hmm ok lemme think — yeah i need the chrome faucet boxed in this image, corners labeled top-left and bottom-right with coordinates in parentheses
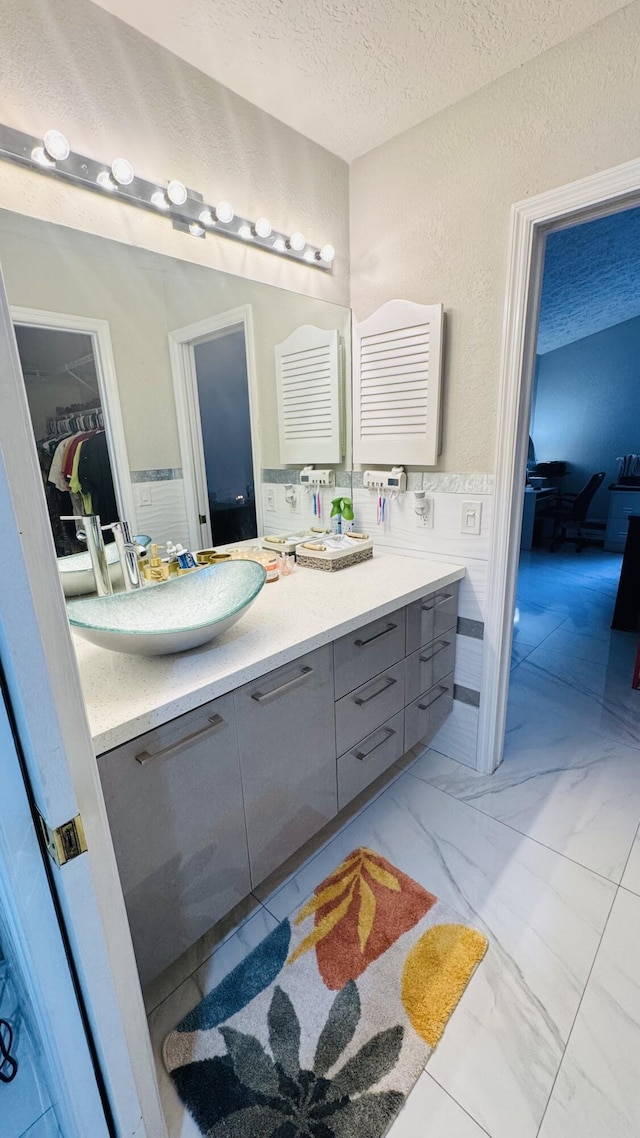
top-left (61, 514), bottom-right (113, 597)
top-left (103, 520), bottom-right (143, 591)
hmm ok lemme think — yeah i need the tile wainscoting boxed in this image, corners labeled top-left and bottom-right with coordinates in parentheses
top-left (131, 472), bottom-right (190, 549)
top-left (261, 471), bottom-right (494, 769)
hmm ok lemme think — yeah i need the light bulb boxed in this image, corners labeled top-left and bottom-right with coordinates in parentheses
top-left (288, 231), bottom-right (306, 252)
top-left (215, 201), bottom-right (234, 224)
top-left (31, 146), bottom-right (54, 168)
top-left (199, 209), bottom-right (214, 226)
top-left (189, 223), bottom-right (205, 237)
top-left (43, 129), bottom-right (70, 161)
top-left (319, 244), bottom-right (336, 263)
top-left (304, 249), bottom-right (315, 262)
top-left (167, 179), bottom-right (188, 206)
top-left (254, 217), bottom-right (272, 238)
top-left (97, 171), bottom-right (116, 191)
top-left (273, 237), bottom-right (286, 253)
top-left (111, 157), bottom-right (134, 186)
top-left (151, 190), bottom-right (169, 210)
top-left (238, 224), bottom-right (252, 240)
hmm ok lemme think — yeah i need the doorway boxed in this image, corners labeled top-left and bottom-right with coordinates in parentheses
top-left (169, 306), bottom-right (262, 551)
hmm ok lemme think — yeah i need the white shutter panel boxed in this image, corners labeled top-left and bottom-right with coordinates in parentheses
top-left (275, 325), bottom-right (342, 464)
top-left (353, 300), bottom-right (444, 466)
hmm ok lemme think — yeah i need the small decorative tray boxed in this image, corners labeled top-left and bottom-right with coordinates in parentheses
top-left (295, 534), bottom-right (373, 572)
top-left (262, 529), bottom-right (329, 554)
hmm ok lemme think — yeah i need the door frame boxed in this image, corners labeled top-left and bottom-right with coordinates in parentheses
top-left (0, 270), bottom-right (166, 1136)
top-left (478, 156), bottom-right (640, 774)
top-left (168, 304), bottom-right (262, 550)
top-left (11, 305), bottom-right (137, 531)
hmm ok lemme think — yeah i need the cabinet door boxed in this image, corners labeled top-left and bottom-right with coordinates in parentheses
top-left (406, 583), bottom-right (458, 654)
top-left (337, 711), bottom-right (405, 810)
top-left (404, 673), bottom-right (454, 751)
top-left (405, 634), bottom-right (456, 704)
top-left (235, 645), bottom-right (337, 887)
top-left (334, 608), bottom-right (406, 698)
top-left (335, 659), bottom-right (405, 755)
top-left (97, 693), bottom-right (250, 986)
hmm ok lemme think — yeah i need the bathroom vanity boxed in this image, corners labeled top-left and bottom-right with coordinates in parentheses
top-left (74, 553), bottom-right (463, 985)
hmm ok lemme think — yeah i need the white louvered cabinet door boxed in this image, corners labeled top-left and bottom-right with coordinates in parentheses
top-left (275, 325), bottom-right (343, 464)
top-left (353, 300), bottom-right (444, 466)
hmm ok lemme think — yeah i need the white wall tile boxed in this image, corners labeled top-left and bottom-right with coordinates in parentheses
top-left (351, 488), bottom-right (493, 561)
top-left (430, 700), bottom-right (479, 767)
top-left (133, 479), bottom-right (189, 548)
top-left (454, 635), bottom-right (484, 691)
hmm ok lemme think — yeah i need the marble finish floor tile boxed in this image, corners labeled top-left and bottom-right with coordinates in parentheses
top-left (506, 651), bottom-right (640, 754)
top-left (538, 888), bottom-right (640, 1138)
top-left (409, 733), bottom-right (640, 882)
top-left (621, 828), bottom-right (640, 896)
top-left (263, 772), bottom-right (615, 1138)
top-left (148, 906), bottom-right (279, 1138)
top-left (511, 641), bottom-right (535, 669)
top-left (388, 1072), bottom-right (490, 1136)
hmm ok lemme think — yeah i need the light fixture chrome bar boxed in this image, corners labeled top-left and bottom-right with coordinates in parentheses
top-left (0, 124), bottom-right (335, 270)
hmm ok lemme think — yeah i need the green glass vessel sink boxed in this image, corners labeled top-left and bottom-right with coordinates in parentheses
top-left (58, 535), bottom-right (152, 596)
top-left (67, 559), bottom-right (266, 655)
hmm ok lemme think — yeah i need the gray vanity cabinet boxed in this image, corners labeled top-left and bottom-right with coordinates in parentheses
top-left (97, 693), bottom-right (250, 985)
top-left (234, 644), bottom-right (337, 887)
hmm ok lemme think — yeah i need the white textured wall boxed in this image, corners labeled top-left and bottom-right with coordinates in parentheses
top-left (0, 0), bottom-right (348, 306)
top-left (533, 316), bottom-right (640, 518)
top-left (350, 1), bottom-right (640, 473)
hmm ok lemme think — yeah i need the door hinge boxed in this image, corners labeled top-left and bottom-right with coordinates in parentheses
top-left (38, 812), bottom-right (87, 867)
top-left (199, 514), bottom-right (207, 525)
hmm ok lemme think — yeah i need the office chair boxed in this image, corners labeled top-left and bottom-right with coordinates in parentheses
top-left (537, 471), bottom-right (606, 552)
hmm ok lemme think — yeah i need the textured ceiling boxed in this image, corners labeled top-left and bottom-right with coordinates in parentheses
top-left (89, 0), bottom-right (628, 160)
top-left (537, 206), bottom-right (640, 355)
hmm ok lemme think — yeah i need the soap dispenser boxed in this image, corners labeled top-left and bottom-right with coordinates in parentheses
top-left (143, 543), bottom-right (169, 583)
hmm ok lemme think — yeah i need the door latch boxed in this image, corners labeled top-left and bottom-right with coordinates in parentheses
top-left (37, 812), bottom-right (87, 867)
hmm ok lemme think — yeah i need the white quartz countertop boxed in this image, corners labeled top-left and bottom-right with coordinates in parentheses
top-left (73, 552), bottom-right (464, 755)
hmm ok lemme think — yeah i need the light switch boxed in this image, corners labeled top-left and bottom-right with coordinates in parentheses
top-left (266, 489), bottom-right (275, 512)
top-left (461, 500), bottom-right (482, 535)
top-left (138, 487), bottom-right (152, 507)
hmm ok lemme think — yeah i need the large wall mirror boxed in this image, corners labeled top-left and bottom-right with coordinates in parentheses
top-left (0, 209), bottom-right (351, 565)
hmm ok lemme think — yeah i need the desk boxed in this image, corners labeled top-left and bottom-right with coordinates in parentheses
top-left (521, 486), bottom-right (557, 551)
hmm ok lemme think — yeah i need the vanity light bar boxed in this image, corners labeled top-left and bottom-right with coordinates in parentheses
top-left (0, 125), bottom-right (336, 270)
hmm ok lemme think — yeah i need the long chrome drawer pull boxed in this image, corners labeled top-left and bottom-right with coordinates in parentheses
top-left (418, 686), bottom-right (449, 712)
top-left (419, 640), bottom-right (450, 663)
top-left (354, 676), bottom-right (397, 705)
top-left (251, 666), bottom-right (313, 703)
top-left (135, 714), bottom-right (224, 765)
top-left (354, 726), bottom-right (395, 761)
top-left (421, 591), bottom-right (453, 612)
top-left (354, 622), bottom-right (397, 647)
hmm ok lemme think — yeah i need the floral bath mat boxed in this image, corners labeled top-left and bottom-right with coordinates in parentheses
top-left (164, 848), bottom-right (487, 1137)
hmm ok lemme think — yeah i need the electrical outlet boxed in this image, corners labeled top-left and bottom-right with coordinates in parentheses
top-left (420, 496), bottom-right (434, 528)
top-left (288, 491), bottom-right (300, 514)
top-left (461, 500), bottom-right (482, 535)
top-left (266, 489), bottom-right (275, 512)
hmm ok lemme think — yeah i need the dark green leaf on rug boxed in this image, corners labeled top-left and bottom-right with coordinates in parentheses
top-left (268, 986), bottom-right (301, 1079)
top-left (177, 921), bottom-right (291, 1033)
top-left (220, 1025), bottom-right (281, 1096)
top-left (314, 981), bottom-right (361, 1077)
top-left (328, 1090), bottom-right (405, 1136)
top-left (326, 1026), bottom-right (404, 1100)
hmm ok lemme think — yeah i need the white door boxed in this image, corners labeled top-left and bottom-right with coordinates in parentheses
top-left (0, 681), bottom-right (109, 1138)
top-left (0, 264), bottom-right (166, 1136)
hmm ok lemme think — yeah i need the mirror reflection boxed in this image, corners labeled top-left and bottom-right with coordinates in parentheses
top-left (0, 208), bottom-right (351, 587)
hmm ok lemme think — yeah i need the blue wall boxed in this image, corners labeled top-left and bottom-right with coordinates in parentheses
top-left (532, 315), bottom-right (640, 519)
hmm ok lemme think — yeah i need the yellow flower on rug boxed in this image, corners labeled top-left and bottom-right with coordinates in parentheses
top-left (401, 924), bottom-right (488, 1047)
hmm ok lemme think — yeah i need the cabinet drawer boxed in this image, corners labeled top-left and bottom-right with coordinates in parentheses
top-left (406, 583), bottom-right (458, 654)
top-left (609, 492), bottom-right (640, 520)
top-left (405, 634), bottom-right (456, 705)
top-left (97, 693), bottom-right (250, 985)
top-left (335, 659), bottom-right (405, 755)
top-left (404, 672), bottom-right (454, 751)
top-left (234, 645), bottom-right (337, 887)
top-left (334, 608), bottom-right (406, 699)
top-left (337, 711), bottom-right (405, 810)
